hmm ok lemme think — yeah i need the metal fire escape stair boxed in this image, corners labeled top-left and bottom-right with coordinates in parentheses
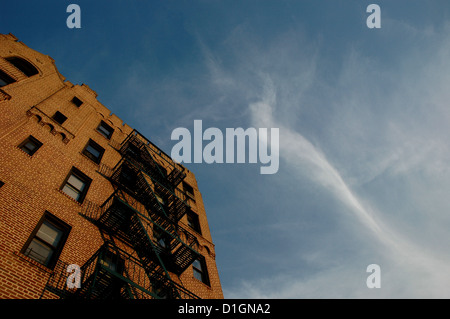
top-left (82, 190), bottom-right (200, 275)
top-left (108, 158), bottom-right (190, 222)
top-left (40, 130), bottom-right (200, 300)
top-left (119, 130), bottom-right (186, 190)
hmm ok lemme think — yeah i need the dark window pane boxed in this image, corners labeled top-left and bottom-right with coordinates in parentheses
top-left (97, 121), bottom-right (114, 139)
top-left (193, 259), bottom-right (202, 270)
top-left (37, 221), bottom-right (63, 246)
top-left (23, 213), bottom-right (71, 269)
top-left (19, 136), bottom-right (43, 156)
top-left (71, 96), bottom-right (83, 107)
top-left (187, 211), bottom-right (201, 234)
top-left (86, 145), bottom-right (100, 158)
top-left (26, 239), bottom-right (53, 265)
top-left (99, 252), bottom-right (124, 273)
top-left (52, 111), bottom-right (67, 125)
top-left (193, 268), bottom-right (203, 281)
top-left (67, 174), bottom-right (86, 192)
top-left (82, 140), bottom-right (105, 164)
top-left (61, 168), bottom-right (91, 203)
top-left (62, 184), bottom-right (81, 201)
top-left (192, 258), bottom-right (209, 285)
top-left (0, 69), bottom-right (15, 87)
top-left (24, 141), bottom-right (37, 152)
top-left (183, 182), bottom-right (195, 199)
top-left (6, 57), bottom-right (39, 77)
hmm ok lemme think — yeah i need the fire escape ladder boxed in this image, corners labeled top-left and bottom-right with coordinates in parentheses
top-left (97, 235), bottom-right (141, 299)
top-left (79, 191), bottom-right (199, 293)
top-left (108, 158), bottom-right (190, 222)
top-left (119, 132), bottom-right (169, 188)
top-left (119, 130), bottom-right (187, 189)
top-left (40, 130), bottom-right (201, 300)
top-left (72, 241), bottom-right (165, 299)
top-left (40, 239), bottom-right (198, 299)
top-left (76, 248), bottom-right (124, 299)
top-left (81, 191), bottom-right (171, 277)
top-left (130, 214), bottom-right (182, 299)
top-left (143, 171), bottom-right (190, 223)
top-left (108, 158), bottom-right (169, 219)
top-left (118, 191), bottom-right (201, 276)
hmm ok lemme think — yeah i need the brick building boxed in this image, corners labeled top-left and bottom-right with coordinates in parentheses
top-left (0, 33), bottom-right (223, 299)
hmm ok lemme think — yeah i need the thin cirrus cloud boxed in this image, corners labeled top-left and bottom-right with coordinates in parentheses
top-left (89, 8), bottom-right (450, 298)
top-left (246, 83), bottom-right (450, 298)
top-left (214, 20), bottom-right (450, 298)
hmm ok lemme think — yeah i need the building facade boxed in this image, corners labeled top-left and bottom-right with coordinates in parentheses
top-left (0, 33), bottom-right (223, 299)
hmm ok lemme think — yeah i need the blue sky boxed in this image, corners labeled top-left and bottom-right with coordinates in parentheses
top-left (3, 0), bottom-right (450, 298)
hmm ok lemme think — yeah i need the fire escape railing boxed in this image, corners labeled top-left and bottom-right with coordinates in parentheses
top-left (40, 241), bottom-right (200, 300)
top-left (101, 157), bottom-right (191, 222)
top-left (80, 190), bottom-right (200, 276)
top-left (40, 130), bottom-right (200, 300)
top-left (118, 130), bottom-right (186, 189)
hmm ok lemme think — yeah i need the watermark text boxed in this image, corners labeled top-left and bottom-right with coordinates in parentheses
top-left (171, 120), bottom-right (279, 174)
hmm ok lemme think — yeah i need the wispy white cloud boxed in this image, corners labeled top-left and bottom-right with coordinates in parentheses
top-left (246, 83), bottom-right (450, 297)
top-left (109, 8), bottom-right (450, 298)
top-left (219, 20), bottom-right (450, 298)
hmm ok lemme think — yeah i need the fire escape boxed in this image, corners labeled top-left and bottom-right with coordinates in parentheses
top-left (41, 130), bottom-right (201, 299)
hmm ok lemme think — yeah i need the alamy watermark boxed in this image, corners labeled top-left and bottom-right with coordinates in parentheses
top-left (66, 4), bottom-right (81, 29)
top-left (171, 120), bottom-right (279, 175)
top-left (366, 4), bottom-right (381, 29)
top-left (66, 264), bottom-right (81, 289)
top-left (366, 264), bottom-right (381, 289)
top-left (65, 4), bottom-right (381, 30)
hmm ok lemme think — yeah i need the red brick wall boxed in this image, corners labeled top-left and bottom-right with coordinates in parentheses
top-left (0, 33), bottom-right (223, 299)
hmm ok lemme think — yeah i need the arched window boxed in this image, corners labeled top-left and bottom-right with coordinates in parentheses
top-left (192, 257), bottom-right (210, 286)
top-left (6, 56), bottom-right (39, 77)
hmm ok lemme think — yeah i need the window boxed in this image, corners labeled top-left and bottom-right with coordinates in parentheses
top-left (153, 228), bottom-right (169, 249)
top-left (52, 111), bottom-right (67, 125)
top-left (97, 121), bottom-right (114, 140)
top-left (183, 182), bottom-right (195, 201)
top-left (82, 139), bottom-right (105, 164)
top-left (19, 135), bottom-right (43, 156)
top-left (118, 164), bottom-right (138, 187)
top-left (187, 210), bottom-right (201, 234)
top-left (71, 96), bottom-right (83, 107)
top-left (99, 251), bottom-right (124, 273)
top-left (61, 168), bottom-right (92, 203)
top-left (192, 258), bottom-right (209, 285)
top-left (0, 69), bottom-right (16, 87)
top-left (6, 57), bottom-right (39, 77)
top-left (22, 212), bottom-right (71, 269)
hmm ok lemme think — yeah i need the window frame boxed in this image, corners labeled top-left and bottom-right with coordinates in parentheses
top-left (99, 250), bottom-right (125, 274)
top-left (96, 121), bottom-right (114, 140)
top-left (18, 135), bottom-right (43, 156)
top-left (153, 227), bottom-right (170, 250)
top-left (82, 139), bottom-right (105, 164)
top-left (71, 96), bottom-right (83, 107)
top-left (0, 69), bottom-right (16, 87)
top-left (5, 56), bottom-right (39, 77)
top-left (192, 257), bottom-right (210, 286)
top-left (21, 212), bottom-right (71, 270)
top-left (183, 182), bottom-right (195, 201)
top-left (61, 167), bottom-right (92, 203)
top-left (187, 210), bottom-right (202, 234)
top-left (52, 111), bottom-right (68, 125)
